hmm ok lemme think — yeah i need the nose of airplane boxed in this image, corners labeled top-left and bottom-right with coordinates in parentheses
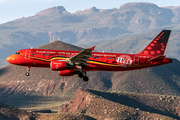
top-left (6, 55), bottom-right (14, 64)
top-left (6, 55), bottom-right (18, 64)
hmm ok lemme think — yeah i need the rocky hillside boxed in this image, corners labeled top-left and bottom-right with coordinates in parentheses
top-left (37, 112), bottom-right (95, 120)
top-left (0, 103), bottom-right (36, 120)
top-left (0, 102), bottom-right (95, 120)
top-left (59, 88), bottom-right (179, 120)
top-left (2, 87), bottom-right (179, 120)
top-left (1, 2), bottom-right (180, 63)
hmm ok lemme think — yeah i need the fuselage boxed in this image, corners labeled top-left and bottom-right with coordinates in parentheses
top-left (6, 48), bottom-right (172, 71)
top-left (5, 30), bottom-right (173, 81)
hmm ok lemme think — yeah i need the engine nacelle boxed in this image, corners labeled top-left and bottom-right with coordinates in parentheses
top-left (59, 70), bottom-right (74, 76)
top-left (50, 61), bottom-right (73, 71)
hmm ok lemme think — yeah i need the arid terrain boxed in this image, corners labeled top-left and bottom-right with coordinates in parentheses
top-left (1, 87), bottom-right (180, 120)
top-left (59, 87), bottom-right (180, 120)
top-left (1, 2), bottom-right (180, 118)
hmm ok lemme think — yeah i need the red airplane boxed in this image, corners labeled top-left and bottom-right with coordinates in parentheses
top-left (6, 30), bottom-right (172, 81)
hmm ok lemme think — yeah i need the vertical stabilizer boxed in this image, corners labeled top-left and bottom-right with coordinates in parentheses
top-left (138, 30), bottom-right (171, 56)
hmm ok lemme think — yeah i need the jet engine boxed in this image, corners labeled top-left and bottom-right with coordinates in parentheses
top-left (50, 61), bottom-right (73, 71)
top-left (59, 70), bottom-right (74, 76)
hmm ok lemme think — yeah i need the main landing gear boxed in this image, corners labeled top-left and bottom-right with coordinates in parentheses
top-left (26, 66), bottom-right (30, 76)
top-left (25, 66), bottom-right (89, 81)
top-left (78, 71), bottom-right (89, 82)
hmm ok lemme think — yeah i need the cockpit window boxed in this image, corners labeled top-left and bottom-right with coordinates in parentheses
top-left (15, 52), bottom-right (20, 55)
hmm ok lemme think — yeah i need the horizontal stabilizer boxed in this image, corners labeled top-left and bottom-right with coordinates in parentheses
top-left (148, 55), bottom-right (165, 62)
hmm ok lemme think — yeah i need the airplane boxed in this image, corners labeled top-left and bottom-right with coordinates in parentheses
top-left (6, 30), bottom-right (172, 81)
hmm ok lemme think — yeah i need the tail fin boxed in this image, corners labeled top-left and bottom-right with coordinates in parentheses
top-left (138, 30), bottom-right (171, 56)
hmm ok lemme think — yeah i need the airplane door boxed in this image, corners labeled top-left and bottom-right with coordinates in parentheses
top-left (25, 50), bottom-right (31, 59)
top-left (134, 56), bottom-right (139, 65)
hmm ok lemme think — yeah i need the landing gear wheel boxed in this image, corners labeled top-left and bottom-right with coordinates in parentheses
top-left (78, 72), bottom-right (84, 78)
top-left (83, 76), bottom-right (89, 82)
top-left (26, 72), bottom-right (30, 76)
top-left (26, 66), bottom-right (30, 76)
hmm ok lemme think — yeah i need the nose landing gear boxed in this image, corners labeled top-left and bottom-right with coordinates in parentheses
top-left (26, 66), bottom-right (30, 76)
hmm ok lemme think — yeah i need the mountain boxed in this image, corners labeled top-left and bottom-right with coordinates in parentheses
top-left (1, 41), bottom-right (180, 111)
top-left (59, 88), bottom-right (180, 119)
top-left (35, 6), bottom-right (69, 16)
top-left (163, 6), bottom-right (180, 24)
top-left (1, 2), bottom-right (180, 66)
top-left (0, 60), bottom-right (7, 68)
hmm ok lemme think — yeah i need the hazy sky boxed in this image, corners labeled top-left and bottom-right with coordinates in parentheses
top-left (0, 0), bottom-right (180, 24)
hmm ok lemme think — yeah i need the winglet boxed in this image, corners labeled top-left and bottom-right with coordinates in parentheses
top-left (91, 46), bottom-right (96, 51)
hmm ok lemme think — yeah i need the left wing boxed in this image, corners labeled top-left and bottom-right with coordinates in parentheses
top-left (66, 46), bottom-right (95, 66)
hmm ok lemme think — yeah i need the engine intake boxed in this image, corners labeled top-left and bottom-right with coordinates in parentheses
top-left (50, 61), bottom-right (73, 71)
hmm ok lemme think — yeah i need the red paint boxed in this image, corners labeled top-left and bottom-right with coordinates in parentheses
top-left (151, 43), bottom-right (155, 46)
top-left (147, 47), bottom-right (152, 50)
top-left (150, 51), bottom-right (155, 55)
top-left (144, 50), bottom-right (149, 54)
top-left (6, 30), bottom-right (172, 80)
top-left (156, 50), bottom-right (161, 54)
